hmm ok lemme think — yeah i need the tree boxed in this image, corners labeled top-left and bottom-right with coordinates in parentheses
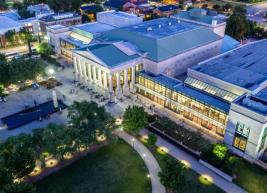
top-left (37, 42), bottom-right (53, 58)
top-left (82, 14), bottom-right (90, 23)
top-left (0, 53), bottom-right (6, 62)
top-left (1, 134), bottom-right (35, 178)
top-left (222, 3), bottom-right (232, 12)
top-left (3, 183), bottom-right (36, 193)
top-left (3, 145), bottom-right (35, 179)
top-left (68, 101), bottom-right (114, 148)
top-left (5, 30), bottom-right (16, 45)
top-left (19, 27), bottom-right (34, 54)
top-left (122, 106), bottom-right (148, 133)
top-left (0, 84), bottom-right (4, 96)
top-left (147, 133), bottom-right (157, 148)
top-left (0, 169), bottom-right (12, 187)
top-left (0, 61), bottom-right (10, 86)
top-left (201, 4), bottom-right (208, 8)
top-left (212, 4), bottom-right (220, 10)
top-left (0, 0), bottom-right (7, 11)
top-left (226, 6), bottom-right (249, 40)
top-left (158, 157), bottom-right (186, 193)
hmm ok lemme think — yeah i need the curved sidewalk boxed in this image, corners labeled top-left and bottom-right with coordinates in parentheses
top-left (140, 129), bottom-right (247, 193)
top-left (114, 130), bottom-right (166, 193)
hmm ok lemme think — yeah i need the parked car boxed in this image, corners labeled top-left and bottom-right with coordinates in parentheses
top-left (0, 96), bottom-right (7, 102)
top-left (32, 83), bottom-right (40, 89)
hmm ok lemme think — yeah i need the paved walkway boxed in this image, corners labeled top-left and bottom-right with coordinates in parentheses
top-left (140, 130), bottom-right (247, 193)
top-left (114, 130), bottom-right (166, 193)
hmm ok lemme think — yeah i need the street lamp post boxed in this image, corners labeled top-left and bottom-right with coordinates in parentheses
top-left (132, 138), bottom-right (135, 148)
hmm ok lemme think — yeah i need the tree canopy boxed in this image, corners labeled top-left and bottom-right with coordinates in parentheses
top-left (226, 6), bottom-right (267, 39)
top-left (0, 101), bottom-right (114, 193)
top-left (0, 58), bottom-right (45, 87)
top-left (158, 157), bottom-right (186, 192)
top-left (37, 42), bottom-right (53, 58)
top-left (147, 133), bottom-right (157, 148)
top-left (122, 106), bottom-right (148, 133)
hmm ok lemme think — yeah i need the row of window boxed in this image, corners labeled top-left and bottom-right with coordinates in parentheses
top-left (137, 74), bottom-right (228, 125)
top-left (137, 88), bottom-right (225, 136)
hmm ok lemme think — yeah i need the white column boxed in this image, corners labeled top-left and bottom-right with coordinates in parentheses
top-left (82, 61), bottom-right (88, 84)
top-left (78, 59), bottom-right (83, 82)
top-left (130, 66), bottom-right (136, 92)
top-left (109, 73), bottom-right (114, 102)
top-left (73, 56), bottom-right (79, 81)
top-left (98, 68), bottom-right (102, 87)
top-left (86, 63), bottom-right (92, 83)
top-left (92, 65), bottom-right (97, 84)
top-left (123, 68), bottom-right (130, 96)
top-left (103, 71), bottom-right (108, 90)
top-left (116, 71), bottom-right (123, 99)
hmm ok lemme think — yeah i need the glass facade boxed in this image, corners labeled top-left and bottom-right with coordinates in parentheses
top-left (60, 39), bottom-right (76, 59)
top-left (136, 73), bottom-right (228, 137)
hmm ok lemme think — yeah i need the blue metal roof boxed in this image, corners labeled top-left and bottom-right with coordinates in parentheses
top-left (101, 18), bottom-right (222, 62)
top-left (192, 40), bottom-right (267, 91)
top-left (139, 71), bottom-right (230, 113)
top-left (174, 8), bottom-right (224, 25)
top-left (221, 35), bottom-right (240, 53)
top-left (84, 44), bottom-right (140, 67)
top-left (157, 5), bottom-right (179, 12)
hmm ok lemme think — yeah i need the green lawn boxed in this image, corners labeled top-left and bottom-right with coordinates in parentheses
top-left (35, 140), bottom-right (151, 193)
top-left (234, 160), bottom-right (267, 193)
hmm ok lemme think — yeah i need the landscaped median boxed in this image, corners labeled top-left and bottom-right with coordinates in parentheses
top-left (148, 116), bottom-right (267, 193)
top-left (138, 132), bottom-right (225, 193)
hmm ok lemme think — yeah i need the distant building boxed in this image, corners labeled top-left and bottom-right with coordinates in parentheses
top-left (104, 0), bottom-right (148, 10)
top-left (172, 8), bottom-right (226, 37)
top-left (27, 3), bottom-right (54, 19)
top-left (97, 11), bottom-right (143, 27)
top-left (0, 9), bottom-right (21, 20)
top-left (153, 5), bottom-right (180, 17)
top-left (0, 16), bottom-right (22, 47)
top-left (39, 12), bottom-right (81, 34)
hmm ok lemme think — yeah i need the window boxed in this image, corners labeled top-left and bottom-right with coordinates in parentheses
top-left (236, 122), bottom-right (250, 138)
top-left (259, 128), bottom-right (267, 151)
top-left (233, 135), bottom-right (247, 151)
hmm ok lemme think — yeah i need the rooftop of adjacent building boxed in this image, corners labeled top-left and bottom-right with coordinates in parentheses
top-left (234, 87), bottom-right (267, 116)
top-left (47, 24), bottom-right (69, 30)
top-left (39, 12), bottom-right (80, 22)
top-left (27, 3), bottom-right (53, 14)
top-left (60, 22), bottom-right (116, 48)
top-left (104, 0), bottom-right (148, 8)
top-left (0, 16), bottom-right (22, 34)
top-left (191, 39), bottom-right (267, 92)
top-left (0, 9), bottom-right (21, 21)
top-left (97, 10), bottom-right (140, 19)
top-left (173, 8), bottom-right (225, 25)
top-left (155, 4), bottom-right (180, 12)
top-left (100, 17), bottom-right (222, 61)
top-left (73, 22), bottom-right (115, 34)
top-left (139, 71), bottom-right (230, 113)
